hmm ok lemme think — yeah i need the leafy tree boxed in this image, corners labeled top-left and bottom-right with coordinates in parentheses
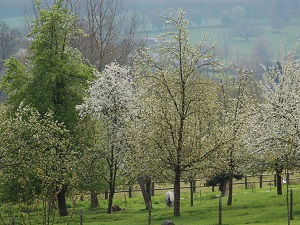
top-left (132, 9), bottom-right (221, 216)
top-left (271, 16), bottom-right (288, 33)
top-left (231, 6), bottom-right (247, 22)
top-left (77, 62), bottom-right (135, 214)
top-left (75, 118), bottom-right (108, 209)
top-left (220, 10), bottom-right (232, 27)
top-left (0, 104), bottom-right (73, 224)
top-left (0, 0), bottom-right (93, 216)
top-left (230, 21), bottom-right (263, 41)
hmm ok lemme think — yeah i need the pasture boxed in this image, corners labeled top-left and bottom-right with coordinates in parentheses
top-left (146, 17), bottom-right (300, 61)
top-left (1, 179), bottom-right (300, 225)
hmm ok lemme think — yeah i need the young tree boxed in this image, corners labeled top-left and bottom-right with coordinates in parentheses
top-left (215, 67), bottom-right (258, 205)
top-left (75, 118), bottom-right (108, 209)
top-left (0, 104), bottom-right (73, 224)
top-left (0, 0), bottom-right (93, 216)
top-left (77, 62), bottom-right (135, 214)
top-left (133, 9), bottom-right (221, 216)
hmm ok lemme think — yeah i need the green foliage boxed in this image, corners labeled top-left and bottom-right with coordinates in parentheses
top-left (0, 171), bottom-right (41, 204)
top-left (1, 0), bottom-right (94, 130)
top-left (0, 57), bottom-right (29, 106)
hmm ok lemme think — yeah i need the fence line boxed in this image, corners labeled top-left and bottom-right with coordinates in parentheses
top-left (111, 173), bottom-right (300, 198)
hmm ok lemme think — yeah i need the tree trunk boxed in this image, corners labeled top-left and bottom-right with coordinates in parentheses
top-left (219, 178), bottom-right (229, 197)
top-left (190, 179), bottom-right (194, 206)
top-left (174, 168), bottom-right (181, 217)
top-left (90, 191), bottom-right (99, 208)
top-left (277, 173), bottom-right (283, 195)
top-left (107, 183), bottom-right (115, 214)
top-left (57, 185), bottom-right (68, 217)
top-left (227, 175), bottom-right (233, 205)
top-left (138, 177), bottom-right (151, 209)
top-left (146, 178), bottom-right (152, 202)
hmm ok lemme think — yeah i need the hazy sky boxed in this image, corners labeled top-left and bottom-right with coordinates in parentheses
top-left (0, 0), bottom-right (30, 18)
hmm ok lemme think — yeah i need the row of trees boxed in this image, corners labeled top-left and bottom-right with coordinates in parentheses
top-left (0, 0), bottom-right (299, 222)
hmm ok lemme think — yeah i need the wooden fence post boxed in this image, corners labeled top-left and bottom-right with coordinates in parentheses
top-left (129, 186), bottom-right (132, 198)
top-left (245, 176), bottom-right (248, 189)
top-left (148, 201), bottom-right (152, 225)
top-left (151, 183), bottom-right (155, 196)
top-left (199, 190), bottom-right (202, 202)
top-left (80, 209), bottom-right (83, 225)
top-left (290, 189), bottom-right (293, 220)
top-left (259, 175), bottom-right (263, 188)
top-left (219, 196), bottom-right (222, 225)
top-left (124, 193), bottom-right (127, 205)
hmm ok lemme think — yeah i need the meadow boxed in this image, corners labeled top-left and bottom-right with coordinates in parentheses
top-left (1, 180), bottom-right (300, 225)
top-left (147, 17), bottom-right (300, 61)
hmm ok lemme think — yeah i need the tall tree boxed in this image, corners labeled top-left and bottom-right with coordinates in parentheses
top-left (72, 0), bottom-right (144, 71)
top-left (246, 43), bottom-right (300, 197)
top-left (0, 0), bottom-right (93, 216)
top-left (133, 9), bottom-right (221, 216)
top-left (77, 62), bottom-right (135, 214)
top-left (215, 67), bottom-right (258, 205)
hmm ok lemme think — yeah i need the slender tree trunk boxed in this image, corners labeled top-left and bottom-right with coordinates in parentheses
top-left (190, 179), bottom-right (194, 206)
top-left (227, 175), bottom-right (233, 205)
top-left (57, 185), bottom-right (68, 217)
top-left (107, 182), bottom-right (115, 214)
top-left (174, 167), bottom-right (181, 217)
top-left (90, 191), bottom-right (99, 208)
top-left (219, 178), bottom-right (229, 197)
top-left (138, 177), bottom-right (151, 209)
top-left (146, 178), bottom-right (152, 204)
top-left (276, 172), bottom-right (283, 195)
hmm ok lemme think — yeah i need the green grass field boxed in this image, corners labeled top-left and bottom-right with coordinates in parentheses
top-left (147, 17), bottom-right (300, 61)
top-left (1, 183), bottom-right (300, 225)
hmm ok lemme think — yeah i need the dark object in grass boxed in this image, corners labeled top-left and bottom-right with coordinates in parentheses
top-left (162, 220), bottom-right (175, 225)
top-left (111, 205), bottom-right (121, 212)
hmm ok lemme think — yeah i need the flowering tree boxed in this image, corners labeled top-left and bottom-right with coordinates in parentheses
top-left (0, 103), bottom-right (73, 224)
top-left (246, 43), bottom-right (300, 224)
top-left (77, 62), bottom-right (134, 213)
top-left (214, 67), bottom-right (258, 205)
top-left (132, 9), bottom-right (221, 216)
top-left (246, 43), bottom-right (300, 196)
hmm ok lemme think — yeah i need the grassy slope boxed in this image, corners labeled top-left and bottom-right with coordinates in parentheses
top-left (2, 184), bottom-right (299, 225)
